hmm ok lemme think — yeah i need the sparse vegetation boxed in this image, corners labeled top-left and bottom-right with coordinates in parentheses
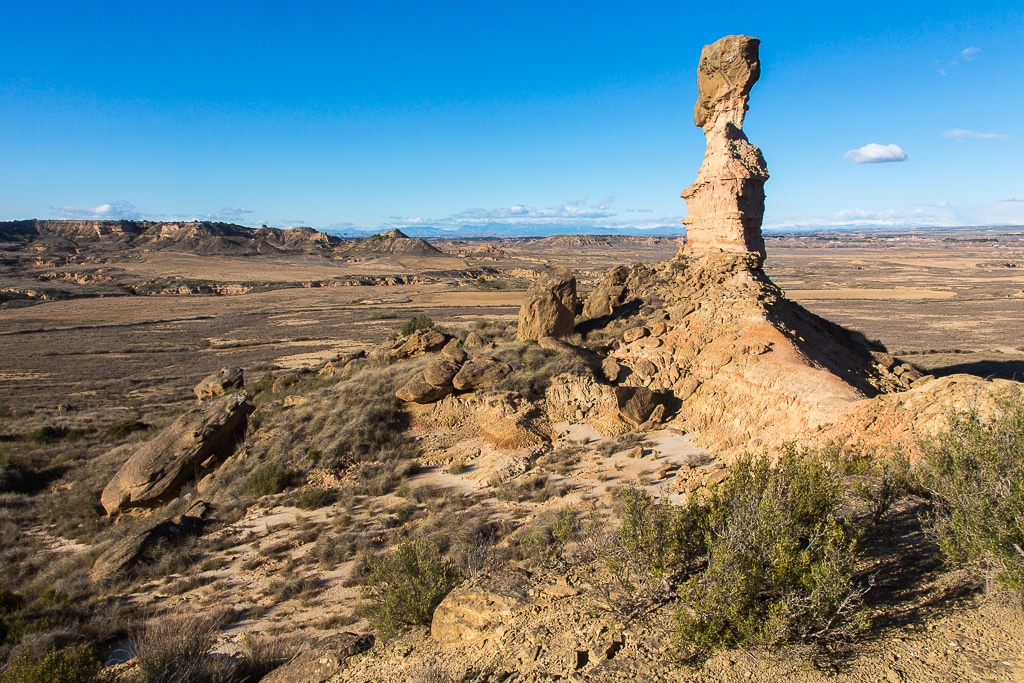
top-left (922, 391), bottom-right (1024, 597)
top-left (245, 462), bottom-right (293, 498)
top-left (400, 314), bottom-right (434, 337)
top-left (0, 644), bottom-right (100, 683)
top-left (357, 538), bottom-right (460, 638)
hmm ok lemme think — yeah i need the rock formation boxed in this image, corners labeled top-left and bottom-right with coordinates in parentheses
top-left (681, 35), bottom-right (769, 260)
top-left (100, 393), bottom-right (252, 515)
top-left (516, 268), bottom-right (582, 341)
top-left (194, 367), bottom-right (244, 401)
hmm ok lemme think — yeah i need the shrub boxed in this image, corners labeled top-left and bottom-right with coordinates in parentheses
top-left (518, 507), bottom-right (576, 567)
top-left (922, 391), bottom-right (1024, 596)
top-left (400, 314), bottom-right (434, 337)
top-left (246, 463), bottom-right (293, 498)
top-left (674, 449), bottom-right (864, 656)
top-left (293, 486), bottom-right (334, 510)
top-left (357, 539), bottom-right (460, 638)
top-left (0, 644), bottom-right (100, 683)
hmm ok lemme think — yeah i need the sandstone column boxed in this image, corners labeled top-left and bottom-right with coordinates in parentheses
top-left (681, 35), bottom-right (769, 261)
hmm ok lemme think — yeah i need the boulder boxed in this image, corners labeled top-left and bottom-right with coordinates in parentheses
top-left (193, 367), bottom-right (243, 401)
top-left (441, 338), bottom-right (467, 362)
top-left (452, 357), bottom-right (513, 391)
top-left (272, 372), bottom-right (301, 394)
top-left (395, 329), bottom-right (448, 358)
top-left (464, 331), bottom-right (485, 349)
top-left (423, 359), bottom-right (461, 387)
top-left (100, 394), bottom-right (253, 515)
top-left (623, 326), bottom-right (649, 343)
top-left (614, 386), bottom-right (666, 427)
top-left (90, 499), bottom-right (208, 580)
top-left (583, 265), bottom-right (628, 319)
top-left (260, 633), bottom-right (375, 683)
top-left (601, 357), bottom-right (622, 383)
top-left (516, 268), bottom-right (582, 341)
top-left (432, 570), bottom-right (532, 645)
top-left (395, 375), bottom-right (453, 404)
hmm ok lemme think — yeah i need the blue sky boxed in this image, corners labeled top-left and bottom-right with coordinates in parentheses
top-left (2, 1), bottom-right (1022, 235)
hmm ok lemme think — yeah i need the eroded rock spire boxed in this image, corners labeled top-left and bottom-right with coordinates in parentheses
top-left (681, 35), bottom-right (769, 260)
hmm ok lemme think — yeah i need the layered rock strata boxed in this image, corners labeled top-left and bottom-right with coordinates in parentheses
top-left (681, 35), bottom-right (769, 260)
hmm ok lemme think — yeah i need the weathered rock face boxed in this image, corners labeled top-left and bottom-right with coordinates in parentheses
top-left (614, 385), bottom-right (666, 427)
top-left (395, 329), bottom-right (449, 358)
top-left (453, 357), bottom-right (512, 391)
top-left (431, 570), bottom-right (533, 645)
top-left (194, 367), bottom-right (244, 401)
top-left (89, 500), bottom-right (208, 580)
top-left (260, 632), bottom-right (375, 683)
top-left (681, 35), bottom-right (769, 260)
top-left (516, 268), bottom-right (582, 341)
top-left (100, 394), bottom-right (252, 515)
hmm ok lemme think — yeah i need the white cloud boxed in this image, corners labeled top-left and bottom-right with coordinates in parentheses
top-left (51, 201), bottom-right (139, 220)
top-left (961, 47), bottom-right (981, 61)
top-left (943, 128), bottom-right (1011, 141)
top-left (1000, 196), bottom-right (1024, 203)
top-left (843, 143), bottom-right (908, 164)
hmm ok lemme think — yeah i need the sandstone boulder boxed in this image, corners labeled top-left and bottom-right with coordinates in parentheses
top-left (89, 499), bottom-right (208, 580)
top-left (453, 357), bottom-right (512, 391)
top-left (614, 385), bottom-right (666, 427)
top-left (516, 268), bottom-right (582, 341)
top-left (193, 367), bottom-right (243, 401)
top-left (583, 265), bottom-right (629, 319)
top-left (396, 375), bottom-right (453, 404)
top-left (423, 358), bottom-right (461, 387)
top-left (100, 394), bottom-right (253, 515)
top-left (260, 633), bottom-right (375, 683)
top-left (601, 357), bottom-right (622, 383)
top-left (272, 372), bottom-right (301, 394)
top-left (464, 331), bottom-right (485, 349)
top-left (432, 570), bottom-right (532, 645)
top-left (441, 338), bottom-right (467, 362)
top-left (623, 326), bottom-right (649, 343)
top-left (395, 329), bottom-right (448, 358)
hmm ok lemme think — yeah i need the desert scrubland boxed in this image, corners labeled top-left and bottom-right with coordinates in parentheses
top-left (1, 34), bottom-right (1023, 683)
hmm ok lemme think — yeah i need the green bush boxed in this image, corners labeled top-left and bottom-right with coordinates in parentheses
top-left (357, 539), bottom-right (460, 638)
top-left (245, 463), bottom-right (293, 498)
top-left (922, 391), bottom-right (1024, 596)
top-left (0, 644), bottom-right (100, 683)
top-left (518, 507), bottom-right (576, 567)
top-left (400, 314), bottom-right (434, 337)
top-left (674, 449), bottom-right (864, 656)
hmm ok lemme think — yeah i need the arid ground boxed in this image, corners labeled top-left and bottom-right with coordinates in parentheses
top-left (1, 227), bottom-right (1022, 682)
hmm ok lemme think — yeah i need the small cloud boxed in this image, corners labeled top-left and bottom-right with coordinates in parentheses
top-left (961, 47), bottom-right (981, 61)
top-left (933, 200), bottom-right (949, 208)
top-left (626, 208), bottom-right (655, 214)
top-left (51, 201), bottom-right (139, 220)
top-left (943, 128), bottom-right (1011, 141)
top-left (1000, 196), bottom-right (1024, 203)
top-left (843, 143), bottom-right (908, 164)
top-left (205, 207), bottom-right (253, 222)
top-left (938, 67), bottom-right (947, 77)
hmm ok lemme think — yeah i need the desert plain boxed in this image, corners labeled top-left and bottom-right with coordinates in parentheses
top-left (1, 223), bottom-right (1023, 682)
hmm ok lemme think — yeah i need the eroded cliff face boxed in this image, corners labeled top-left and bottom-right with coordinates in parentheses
top-left (681, 35), bottom-right (769, 260)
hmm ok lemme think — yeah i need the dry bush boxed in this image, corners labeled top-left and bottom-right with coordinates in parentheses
top-left (129, 611), bottom-right (234, 683)
top-left (922, 390), bottom-right (1024, 598)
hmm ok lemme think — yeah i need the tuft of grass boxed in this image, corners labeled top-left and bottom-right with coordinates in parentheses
top-left (357, 538), bottom-right (460, 639)
top-left (245, 463), bottom-right (294, 498)
top-left (922, 390), bottom-right (1024, 597)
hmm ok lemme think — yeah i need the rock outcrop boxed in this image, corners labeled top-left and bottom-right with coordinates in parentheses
top-left (194, 367), bottom-right (244, 401)
top-left (260, 632), bottom-right (375, 683)
top-left (516, 268), bottom-right (582, 341)
top-left (681, 35), bottom-right (768, 260)
top-left (452, 357), bottom-right (512, 392)
top-left (100, 393), bottom-right (252, 515)
top-left (89, 499), bottom-right (208, 580)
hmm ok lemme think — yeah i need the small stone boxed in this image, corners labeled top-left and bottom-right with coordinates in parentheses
top-left (623, 326), bottom-right (649, 343)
